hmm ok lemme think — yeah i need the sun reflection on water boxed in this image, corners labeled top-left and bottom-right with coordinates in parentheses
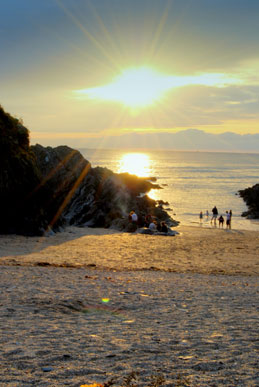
top-left (148, 188), bottom-right (159, 201)
top-left (118, 153), bottom-right (151, 177)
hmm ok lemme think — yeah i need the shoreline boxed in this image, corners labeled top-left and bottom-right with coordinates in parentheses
top-left (1, 224), bottom-right (258, 276)
top-left (169, 212), bottom-right (259, 232)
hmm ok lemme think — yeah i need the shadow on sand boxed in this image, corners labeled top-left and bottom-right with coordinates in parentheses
top-left (0, 226), bottom-right (121, 259)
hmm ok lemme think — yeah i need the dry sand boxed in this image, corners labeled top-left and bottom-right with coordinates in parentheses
top-left (0, 225), bottom-right (258, 386)
top-left (0, 225), bottom-right (259, 275)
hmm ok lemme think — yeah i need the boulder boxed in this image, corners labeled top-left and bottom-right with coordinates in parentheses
top-left (239, 184), bottom-right (259, 218)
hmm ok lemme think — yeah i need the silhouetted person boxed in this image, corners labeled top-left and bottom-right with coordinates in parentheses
top-left (211, 206), bottom-right (218, 225)
top-left (149, 221), bottom-right (157, 231)
top-left (218, 215), bottom-right (224, 228)
top-left (229, 210), bottom-right (233, 226)
top-left (226, 211), bottom-right (231, 229)
top-left (161, 221), bottom-right (168, 233)
top-left (145, 214), bottom-right (152, 227)
top-left (157, 222), bottom-right (162, 232)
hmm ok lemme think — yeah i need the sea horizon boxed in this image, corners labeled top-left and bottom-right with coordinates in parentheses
top-left (77, 147), bottom-right (259, 155)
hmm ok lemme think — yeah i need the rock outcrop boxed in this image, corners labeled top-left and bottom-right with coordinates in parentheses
top-left (30, 144), bottom-right (92, 231)
top-left (0, 105), bottom-right (177, 235)
top-left (239, 184), bottom-right (259, 219)
top-left (31, 144), bottom-right (177, 232)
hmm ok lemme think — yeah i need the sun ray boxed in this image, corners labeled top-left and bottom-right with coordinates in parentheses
top-left (49, 162), bottom-right (91, 230)
top-left (87, 1), bottom-right (123, 62)
top-left (148, 0), bottom-right (172, 60)
top-left (55, 0), bottom-right (120, 71)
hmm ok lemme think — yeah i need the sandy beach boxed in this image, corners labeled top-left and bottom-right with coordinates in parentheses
top-left (1, 225), bottom-right (259, 275)
top-left (0, 225), bottom-right (258, 386)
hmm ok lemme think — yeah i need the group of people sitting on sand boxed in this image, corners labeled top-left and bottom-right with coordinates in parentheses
top-left (199, 206), bottom-right (232, 229)
top-left (128, 211), bottom-right (169, 233)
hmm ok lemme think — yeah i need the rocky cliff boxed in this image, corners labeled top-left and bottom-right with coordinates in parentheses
top-left (239, 184), bottom-right (259, 219)
top-left (0, 105), bottom-right (176, 235)
top-left (0, 106), bottom-right (49, 235)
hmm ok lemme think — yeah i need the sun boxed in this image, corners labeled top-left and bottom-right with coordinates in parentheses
top-left (75, 67), bottom-right (242, 109)
top-left (76, 67), bottom-right (174, 108)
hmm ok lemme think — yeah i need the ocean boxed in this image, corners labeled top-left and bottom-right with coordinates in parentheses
top-left (79, 148), bottom-right (259, 231)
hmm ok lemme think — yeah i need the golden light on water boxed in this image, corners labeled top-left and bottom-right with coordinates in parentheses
top-left (118, 153), bottom-right (151, 177)
top-left (118, 153), bottom-right (160, 201)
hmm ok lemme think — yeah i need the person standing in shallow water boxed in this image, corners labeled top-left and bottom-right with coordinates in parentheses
top-left (211, 206), bottom-right (218, 225)
top-left (199, 211), bottom-right (203, 223)
top-left (226, 211), bottom-right (231, 229)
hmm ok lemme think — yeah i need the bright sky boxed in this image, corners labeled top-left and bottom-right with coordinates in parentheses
top-left (1, 0), bottom-right (259, 148)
